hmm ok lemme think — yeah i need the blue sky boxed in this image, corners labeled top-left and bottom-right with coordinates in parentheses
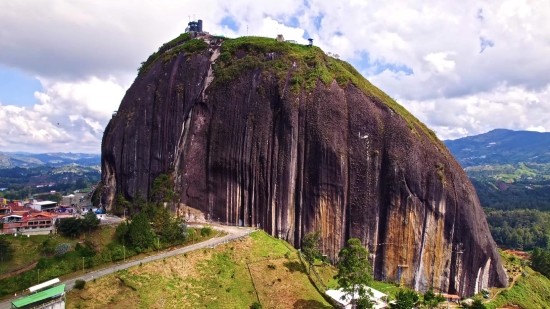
top-left (0, 65), bottom-right (42, 107)
top-left (0, 0), bottom-right (549, 152)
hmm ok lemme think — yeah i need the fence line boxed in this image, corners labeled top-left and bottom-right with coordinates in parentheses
top-left (297, 252), bottom-right (328, 291)
top-left (246, 263), bottom-right (262, 307)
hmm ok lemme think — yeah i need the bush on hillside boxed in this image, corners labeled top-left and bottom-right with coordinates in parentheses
top-left (74, 279), bottom-right (86, 290)
top-left (55, 243), bottom-right (72, 257)
top-left (58, 218), bottom-right (83, 238)
top-left (201, 226), bottom-right (213, 237)
top-left (250, 302), bottom-right (262, 309)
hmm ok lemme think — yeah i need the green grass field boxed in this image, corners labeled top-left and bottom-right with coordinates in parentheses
top-left (66, 231), bottom-right (331, 309)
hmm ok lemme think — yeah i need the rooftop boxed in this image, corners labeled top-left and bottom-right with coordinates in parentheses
top-left (11, 284), bottom-right (65, 308)
top-left (326, 286), bottom-right (388, 309)
top-left (33, 201), bottom-right (57, 206)
top-left (28, 278), bottom-right (60, 293)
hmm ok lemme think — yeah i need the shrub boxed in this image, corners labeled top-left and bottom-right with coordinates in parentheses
top-left (74, 279), bottom-right (86, 290)
top-left (250, 302), bottom-right (262, 309)
top-left (182, 39), bottom-right (208, 53)
top-left (36, 257), bottom-right (52, 269)
top-left (115, 222), bottom-right (129, 243)
top-left (58, 218), bottom-right (83, 238)
top-left (200, 226), bottom-right (213, 237)
top-left (55, 243), bottom-right (72, 257)
top-left (41, 237), bottom-right (56, 254)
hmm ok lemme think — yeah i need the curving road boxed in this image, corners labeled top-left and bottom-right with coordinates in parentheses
top-left (0, 225), bottom-right (256, 309)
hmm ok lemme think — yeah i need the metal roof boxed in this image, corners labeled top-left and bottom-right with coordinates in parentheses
top-left (33, 201), bottom-right (57, 206)
top-left (11, 284), bottom-right (65, 308)
top-left (28, 278), bottom-right (60, 293)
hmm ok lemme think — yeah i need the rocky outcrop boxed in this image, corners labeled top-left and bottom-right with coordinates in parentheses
top-left (101, 36), bottom-right (508, 296)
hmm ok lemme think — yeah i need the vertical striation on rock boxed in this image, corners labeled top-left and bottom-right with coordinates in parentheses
top-left (101, 36), bottom-right (507, 296)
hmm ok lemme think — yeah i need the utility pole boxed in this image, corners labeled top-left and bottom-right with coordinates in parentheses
top-left (82, 257), bottom-right (85, 274)
top-left (123, 245), bottom-right (125, 262)
top-left (157, 237), bottom-right (160, 253)
top-left (37, 269), bottom-right (40, 284)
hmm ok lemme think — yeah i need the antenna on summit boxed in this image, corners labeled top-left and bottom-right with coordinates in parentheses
top-left (193, 14), bottom-right (196, 21)
top-left (188, 16), bottom-right (190, 22)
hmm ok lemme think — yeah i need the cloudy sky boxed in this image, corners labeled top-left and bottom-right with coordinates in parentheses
top-left (0, 0), bottom-right (549, 153)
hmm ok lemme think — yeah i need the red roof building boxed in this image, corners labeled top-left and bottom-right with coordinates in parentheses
top-left (1, 210), bottom-right (57, 235)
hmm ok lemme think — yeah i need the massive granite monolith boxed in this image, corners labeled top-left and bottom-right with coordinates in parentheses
top-left (101, 36), bottom-right (508, 296)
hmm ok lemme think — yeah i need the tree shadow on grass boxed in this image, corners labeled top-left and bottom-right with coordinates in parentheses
top-left (283, 260), bottom-right (306, 274)
top-left (293, 299), bottom-right (333, 309)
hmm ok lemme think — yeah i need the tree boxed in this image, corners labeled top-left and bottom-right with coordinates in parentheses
top-left (151, 174), bottom-right (175, 203)
top-left (335, 238), bottom-right (374, 309)
top-left (41, 236), bottom-right (57, 255)
top-left (0, 237), bottom-right (13, 263)
top-left (128, 213), bottom-right (155, 250)
top-left (154, 206), bottom-right (185, 243)
top-left (423, 286), bottom-right (445, 308)
top-left (391, 289), bottom-right (419, 309)
top-left (91, 182), bottom-right (102, 206)
top-left (58, 218), bottom-right (83, 238)
top-left (112, 193), bottom-right (130, 217)
top-left (302, 231), bottom-right (322, 269)
top-left (470, 299), bottom-right (486, 309)
top-left (531, 247), bottom-right (550, 278)
top-left (115, 221), bottom-right (129, 244)
top-left (82, 211), bottom-right (100, 233)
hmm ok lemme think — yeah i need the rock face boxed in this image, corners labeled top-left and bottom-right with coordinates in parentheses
top-left (101, 37), bottom-right (507, 296)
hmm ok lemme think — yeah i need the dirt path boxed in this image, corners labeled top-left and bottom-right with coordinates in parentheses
top-left (486, 273), bottom-right (521, 303)
top-left (0, 262), bottom-right (37, 280)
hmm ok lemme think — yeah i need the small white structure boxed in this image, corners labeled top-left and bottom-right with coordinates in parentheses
top-left (28, 278), bottom-right (60, 293)
top-left (326, 286), bottom-right (388, 309)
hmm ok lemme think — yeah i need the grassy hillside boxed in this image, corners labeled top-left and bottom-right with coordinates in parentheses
top-left (486, 267), bottom-right (550, 309)
top-left (0, 225), bottom-right (215, 298)
top-left (0, 227), bottom-right (114, 278)
top-left (66, 231), bottom-right (331, 309)
top-left (482, 250), bottom-right (550, 309)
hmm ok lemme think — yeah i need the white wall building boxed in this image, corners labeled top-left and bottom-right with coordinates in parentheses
top-left (326, 286), bottom-right (389, 309)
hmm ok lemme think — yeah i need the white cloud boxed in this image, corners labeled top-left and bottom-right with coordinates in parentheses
top-left (0, 77), bottom-right (124, 152)
top-left (0, 0), bottom-right (549, 152)
top-left (424, 52), bottom-right (456, 74)
top-left (401, 85), bottom-right (550, 140)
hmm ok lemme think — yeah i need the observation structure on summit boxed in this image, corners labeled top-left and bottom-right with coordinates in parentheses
top-left (185, 18), bottom-right (209, 39)
top-left (186, 19), bottom-right (203, 32)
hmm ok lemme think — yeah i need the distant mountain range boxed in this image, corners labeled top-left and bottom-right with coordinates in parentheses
top-left (0, 152), bottom-right (100, 168)
top-left (444, 129), bottom-right (550, 167)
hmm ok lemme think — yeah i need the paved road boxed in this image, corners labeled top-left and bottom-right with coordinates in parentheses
top-left (0, 225), bottom-right (256, 309)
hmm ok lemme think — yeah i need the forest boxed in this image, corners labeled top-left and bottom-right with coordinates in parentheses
top-left (473, 179), bottom-right (550, 211)
top-left (485, 209), bottom-right (550, 250)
